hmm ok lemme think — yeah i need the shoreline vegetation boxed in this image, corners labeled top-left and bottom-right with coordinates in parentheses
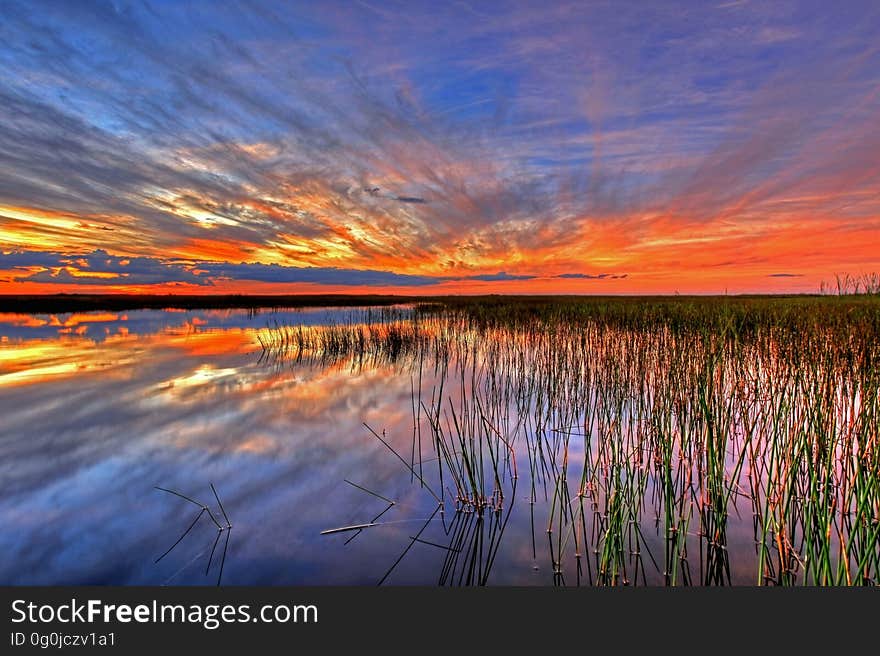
top-left (2, 292), bottom-right (877, 583)
top-left (2, 291), bottom-right (879, 315)
top-left (256, 295), bottom-right (879, 584)
top-left (0, 293), bottom-right (419, 314)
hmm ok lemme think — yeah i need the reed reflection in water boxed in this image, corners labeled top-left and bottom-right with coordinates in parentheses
top-left (262, 298), bottom-right (879, 586)
top-left (1, 298), bottom-right (878, 585)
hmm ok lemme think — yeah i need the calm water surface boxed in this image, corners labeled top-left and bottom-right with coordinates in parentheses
top-left (1, 307), bottom-right (758, 585)
top-left (0, 307), bottom-right (524, 584)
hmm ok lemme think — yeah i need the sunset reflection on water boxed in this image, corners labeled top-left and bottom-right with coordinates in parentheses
top-left (1, 304), bottom-right (825, 586)
top-left (0, 307), bottom-right (458, 585)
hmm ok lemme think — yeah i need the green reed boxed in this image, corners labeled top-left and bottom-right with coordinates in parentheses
top-left (297, 295), bottom-right (879, 585)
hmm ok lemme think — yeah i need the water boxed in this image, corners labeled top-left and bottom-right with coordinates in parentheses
top-left (1, 307), bottom-right (554, 585)
top-left (0, 306), bottom-right (854, 585)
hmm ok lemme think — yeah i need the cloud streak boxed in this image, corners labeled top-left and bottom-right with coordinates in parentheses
top-left (1, 249), bottom-right (641, 290)
top-left (5, 249), bottom-right (631, 288)
top-left (0, 1), bottom-right (878, 293)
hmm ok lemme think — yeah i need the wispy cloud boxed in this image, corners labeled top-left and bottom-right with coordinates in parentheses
top-left (557, 273), bottom-right (628, 280)
top-left (0, 1), bottom-right (878, 293)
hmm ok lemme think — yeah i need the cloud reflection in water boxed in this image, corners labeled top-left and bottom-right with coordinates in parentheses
top-left (0, 307), bottom-right (456, 584)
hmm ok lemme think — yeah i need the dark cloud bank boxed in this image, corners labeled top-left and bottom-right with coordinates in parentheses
top-left (1, 250), bottom-right (625, 288)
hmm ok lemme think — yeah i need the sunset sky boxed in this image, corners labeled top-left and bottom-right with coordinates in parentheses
top-left (1, 0), bottom-right (879, 295)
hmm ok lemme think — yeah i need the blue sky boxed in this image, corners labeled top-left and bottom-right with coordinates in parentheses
top-left (1, 1), bottom-right (879, 293)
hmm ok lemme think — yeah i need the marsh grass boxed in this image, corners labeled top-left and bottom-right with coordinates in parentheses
top-left (293, 296), bottom-right (879, 585)
top-left (155, 484), bottom-right (232, 586)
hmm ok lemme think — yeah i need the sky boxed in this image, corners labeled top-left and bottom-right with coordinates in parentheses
top-left (1, 0), bottom-right (879, 295)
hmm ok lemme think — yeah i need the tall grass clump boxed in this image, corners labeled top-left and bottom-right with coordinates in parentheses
top-left (283, 295), bottom-right (879, 585)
